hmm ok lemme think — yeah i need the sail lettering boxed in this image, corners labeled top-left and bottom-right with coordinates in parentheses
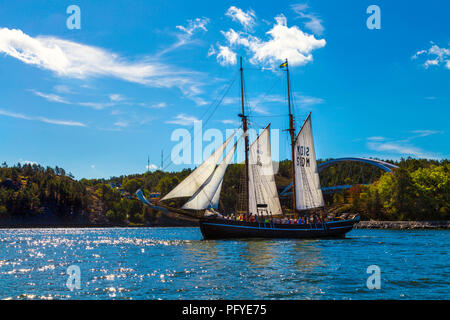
top-left (296, 145), bottom-right (310, 167)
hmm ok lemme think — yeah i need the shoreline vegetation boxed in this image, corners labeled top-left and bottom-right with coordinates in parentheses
top-left (0, 157), bottom-right (448, 229)
top-left (0, 221), bottom-right (449, 230)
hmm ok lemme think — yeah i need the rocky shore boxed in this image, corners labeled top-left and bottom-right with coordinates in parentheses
top-left (354, 220), bottom-right (450, 229)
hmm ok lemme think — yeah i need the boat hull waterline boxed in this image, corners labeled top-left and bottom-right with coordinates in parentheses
top-left (199, 216), bottom-right (360, 239)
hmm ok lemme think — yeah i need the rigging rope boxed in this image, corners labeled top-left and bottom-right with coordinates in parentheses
top-left (161, 71), bottom-right (240, 172)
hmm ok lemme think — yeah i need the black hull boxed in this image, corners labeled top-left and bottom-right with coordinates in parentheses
top-left (199, 217), bottom-right (359, 240)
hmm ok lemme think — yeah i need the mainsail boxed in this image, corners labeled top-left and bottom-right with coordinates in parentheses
top-left (182, 142), bottom-right (237, 210)
top-left (248, 126), bottom-right (282, 216)
top-left (294, 114), bottom-right (324, 210)
top-left (161, 132), bottom-right (236, 201)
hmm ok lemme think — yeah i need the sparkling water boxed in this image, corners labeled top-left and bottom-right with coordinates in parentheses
top-left (0, 228), bottom-right (448, 299)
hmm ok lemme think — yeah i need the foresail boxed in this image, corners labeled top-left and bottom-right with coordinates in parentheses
top-left (294, 114), bottom-right (324, 210)
top-left (161, 132), bottom-right (236, 201)
top-left (248, 126), bottom-right (282, 216)
top-left (182, 143), bottom-right (237, 210)
top-left (209, 180), bottom-right (223, 209)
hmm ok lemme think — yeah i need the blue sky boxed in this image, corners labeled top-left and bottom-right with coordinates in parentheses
top-left (0, 0), bottom-right (448, 179)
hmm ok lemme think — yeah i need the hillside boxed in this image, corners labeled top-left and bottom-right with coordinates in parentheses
top-left (0, 157), bottom-right (448, 227)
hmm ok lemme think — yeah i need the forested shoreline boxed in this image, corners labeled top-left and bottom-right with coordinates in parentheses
top-left (0, 157), bottom-right (448, 227)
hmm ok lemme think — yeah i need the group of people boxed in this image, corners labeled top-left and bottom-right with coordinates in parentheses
top-left (222, 213), bottom-right (326, 225)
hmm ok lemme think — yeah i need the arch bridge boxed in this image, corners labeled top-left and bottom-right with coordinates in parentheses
top-left (280, 157), bottom-right (398, 196)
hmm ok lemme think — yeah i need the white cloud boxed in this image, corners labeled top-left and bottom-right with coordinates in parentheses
top-left (0, 28), bottom-right (159, 82)
top-left (226, 6), bottom-right (256, 31)
top-left (30, 89), bottom-right (134, 110)
top-left (176, 17), bottom-right (209, 36)
top-left (53, 85), bottom-right (73, 94)
top-left (367, 141), bottom-right (430, 158)
top-left (216, 45), bottom-right (237, 66)
top-left (222, 93), bottom-right (323, 115)
top-left (109, 94), bottom-right (126, 102)
top-left (221, 29), bottom-right (251, 47)
top-left (31, 89), bottom-right (112, 109)
top-left (137, 102), bottom-right (167, 108)
top-left (249, 14), bottom-right (326, 67)
top-left (214, 14), bottom-right (326, 68)
top-left (257, 94), bottom-right (284, 103)
top-left (251, 93), bottom-right (323, 111)
top-left (424, 59), bottom-right (439, 68)
top-left (412, 43), bottom-right (450, 69)
top-left (367, 136), bottom-right (386, 141)
top-left (296, 95), bottom-right (324, 107)
top-left (207, 45), bottom-right (216, 57)
top-left (250, 105), bottom-right (270, 115)
top-left (77, 101), bottom-right (115, 109)
top-left (411, 130), bottom-right (443, 138)
top-left (366, 130), bottom-right (443, 158)
top-left (151, 102), bottom-right (167, 108)
top-left (0, 108), bottom-right (86, 127)
top-left (222, 96), bottom-right (239, 105)
top-left (146, 163), bottom-right (159, 170)
top-left (159, 17), bottom-right (210, 56)
top-left (30, 90), bottom-right (70, 104)
top-left (0, 27), bottom-right (207, 105)
top-left (220, 119), bottom-right (239, 125)
top-left (113, 121), bottom-right (129, 128)
top-left (166, 113), bottom-right (200, 126)
top-left (291, 3), bottom-right (324, 35)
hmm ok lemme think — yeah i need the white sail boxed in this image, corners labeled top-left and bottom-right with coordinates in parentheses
top-left (209, 180), bottom-right (223, 209)
top-left (294, 114), bottom-right (324, 210)
top-left (248, 126), bottom-right (282, 216)
top-left (161, 132), bottom-right (236, 201)
top-left (182, 143), bottom-right (237, 210)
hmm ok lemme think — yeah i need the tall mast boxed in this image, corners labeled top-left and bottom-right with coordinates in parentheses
top-left (239, 57), bottom-right (250, 214)
top-left (285, 59), bottom-right (297, 213)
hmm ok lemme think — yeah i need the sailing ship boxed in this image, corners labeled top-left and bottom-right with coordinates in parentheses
top-left (137, 58), bottom-right (359, 239)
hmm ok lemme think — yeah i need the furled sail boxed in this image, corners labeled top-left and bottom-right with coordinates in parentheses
top-left (182, 142), bottom-right (237, 210)
top-left (294, 114), bottom-right (324, 210)
top-left (248, 126), bottom-right (282, 216)
top-left (161, 132), bottom-right (236, 201)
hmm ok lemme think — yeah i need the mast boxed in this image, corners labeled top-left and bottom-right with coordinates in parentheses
top-left (285, 59), bottom-right (297, 214)
top-left (239, 57), bottom-right (250, 214)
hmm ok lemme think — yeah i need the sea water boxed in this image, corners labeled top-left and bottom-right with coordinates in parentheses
top-left (0, 228), bottom-right (448, 299)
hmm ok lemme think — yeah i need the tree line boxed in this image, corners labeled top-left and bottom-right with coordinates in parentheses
top-left (0, 157), bottom-right (448, 224)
